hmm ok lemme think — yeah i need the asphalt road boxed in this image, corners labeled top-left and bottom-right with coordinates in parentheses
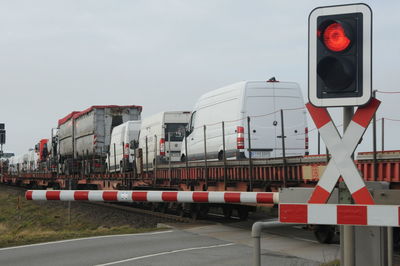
top-left (0, 227), bottom-right (322, 266)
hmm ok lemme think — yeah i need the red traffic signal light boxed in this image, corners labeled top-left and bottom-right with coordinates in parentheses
top-left (322, 22), bottom-right (351, 52)
top-left (308, 4), bottom-right (372, 107)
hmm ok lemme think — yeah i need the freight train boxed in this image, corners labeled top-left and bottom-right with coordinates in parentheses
top-left (1, 79), bottom-right (398, 243)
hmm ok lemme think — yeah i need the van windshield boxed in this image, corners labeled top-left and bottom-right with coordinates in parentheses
top-left (165, 123), bottom-right (187, 142)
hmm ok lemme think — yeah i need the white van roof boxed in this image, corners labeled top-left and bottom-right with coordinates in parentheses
top-left (196, 80), bottom-right (302, 109)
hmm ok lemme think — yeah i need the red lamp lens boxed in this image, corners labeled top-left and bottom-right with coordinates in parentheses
top-left (323, 23), bottom-right (351, 52)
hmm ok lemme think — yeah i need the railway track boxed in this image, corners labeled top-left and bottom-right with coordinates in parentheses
top-left (87, 201), bottom-right (193, 223)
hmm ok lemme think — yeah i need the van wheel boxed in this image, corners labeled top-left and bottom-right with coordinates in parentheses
top-left (218, 151), bottom-right (224, 161)
top-left (180, 155), bottom-right (186, 162)
top-left (223, 206), bottom-right (233, 219)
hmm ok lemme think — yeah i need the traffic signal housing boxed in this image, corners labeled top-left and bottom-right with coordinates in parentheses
top-left (309, 4), bottom-right (372, 107)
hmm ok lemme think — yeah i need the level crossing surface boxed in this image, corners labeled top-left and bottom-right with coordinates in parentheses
top-left (0, 223), bottom-right (331, 266)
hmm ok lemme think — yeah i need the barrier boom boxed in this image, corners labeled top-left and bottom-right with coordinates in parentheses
top-left (25, 190), bottom-right (279, 204)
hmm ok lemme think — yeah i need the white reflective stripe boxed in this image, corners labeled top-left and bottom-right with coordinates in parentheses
top-left (147, 191), bottom-right (163, 202)
top-left (368, 205), bottom-right (398, 227)
top-left (177, 192), bottom-right (193, 203)
top-left (59, 191), bottom-right (75, 201)
top-left (208, 192), bottom-right (225, 203)
top-left (118, 191), bottom-right (132, 202)
top-left (316, 161), bottom-right (340, 193)
top-left (240, 192), bottom-right (257, 203)
top-left (32, 191), bottom-right (47, 200)
top-left (273, 193), bottom-right (279, 204)
top-left (281, 204), bottom-right (400, 227)
top-left (316, 119), bottom-right (367, 194)
top-left (335, 158), bottom-right (365, 194)
top-left (88, 191), bottom-right (104, 201)
top-left (308, 204), bottom-right (336, 225)
top-left (319, 122), bottom-right (342, 155)
top-left (342, 122), bottom-right (365, 154)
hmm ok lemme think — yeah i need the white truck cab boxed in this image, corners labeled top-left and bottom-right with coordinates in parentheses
top-left (139, 111), bottom-right (191, 169)
top-left (181, 80), bottom-right (308, 161)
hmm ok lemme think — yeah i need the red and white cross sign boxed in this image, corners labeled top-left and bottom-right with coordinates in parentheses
top-left (306, 98), bottom-right (380, 205)
top-left (278, 99), bottom-right (385, 226)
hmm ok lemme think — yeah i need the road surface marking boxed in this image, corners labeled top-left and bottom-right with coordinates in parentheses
top-left (0, 230), bottom-right (173, 251)
top-left (95, 243), bottom-right (235, 266)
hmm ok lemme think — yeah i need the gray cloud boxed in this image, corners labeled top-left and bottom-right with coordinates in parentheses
top-left (1, 0), bottom-right (399, 155)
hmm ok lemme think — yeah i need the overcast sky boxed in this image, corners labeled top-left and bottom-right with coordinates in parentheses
top-left (1, 0), bottom-right (400, 155)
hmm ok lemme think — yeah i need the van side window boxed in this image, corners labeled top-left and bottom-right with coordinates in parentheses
top-left (189, 111), bottom-right (197, 133)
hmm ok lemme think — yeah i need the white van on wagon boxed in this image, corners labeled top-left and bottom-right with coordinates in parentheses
top-left (107, 121), bottom-right (141, 173)
top-left (139, 111), bottom-right (191, 169)
top-left (180, 80), bottom-right (308, 161)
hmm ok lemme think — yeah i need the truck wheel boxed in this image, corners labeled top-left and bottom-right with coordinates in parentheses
top-left (223, 206), bottom-right (233, 219)
top-left (177, 204), bottom-right (185, 217)
top-left (237, 206), bottom-right (249, 221)
top-left (313, 225), bottom-right (335, 244)
top-left (199, 205), bottom-right (209, 218)
top-left (190, 204), bottom-right (200, 220)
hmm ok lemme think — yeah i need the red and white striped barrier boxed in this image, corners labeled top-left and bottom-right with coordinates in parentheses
top-left (280, 203), bottom-right (400, 227)
top-left (25, 190), bottom-right (279, 204)
top-left (306, 98), bottom-right (380, 205)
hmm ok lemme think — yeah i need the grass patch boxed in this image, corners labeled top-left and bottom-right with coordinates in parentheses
top-left (321, 260), bottom-right (340, 266)
top-left (0, 188), bottom-right (159, 248)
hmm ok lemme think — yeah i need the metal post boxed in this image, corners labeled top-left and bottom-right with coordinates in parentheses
top-left (184, 133), bottom-right (189, 179)
top-left (86, 150), bottom-right (90, 177)
top-left (113, 143), bottom-right (117, 173)
top-left (81, 151), bottom-right (85, 179)
top-left (107, 150), bottom-right (110, 173)
top-left (122, 141), bottom-right (125, 173)
top-left (168, 132), bottom-right (172, 183)
top-left (342, 106), bottom-right (355, 266)
top-left (68, 178), bottom-right (71, 225)
top-left (145, 136), bottom-right (149, 175)
top-left (252, 220), bottom-right (285, 266)
top-left (133, 143), bottom-right (137, 180)
top-left (51, 128), bottom-right (54, 174)
top-left (222, 122), bottom-right (227, 189)
top-left (318, 132), bottom-right (321, 155)
top-left (92, 147), bottom-right (95, 176)
top-left (203, 125), bottom-right (208, 189)
top-left (382, 118), bottom-right (385, 152)
top-left (280, 110), bottom-right (287, 187)
top-left (69, 117), bottom-right (75, 224)
top-left (247, 117), bottom-right (253, 191)
top-left (154, 134), bottom-right (157, 184)
top-left (372, 92), bottom-right (378, 180)
top-left (72, 117), bottom-right (75, 177)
